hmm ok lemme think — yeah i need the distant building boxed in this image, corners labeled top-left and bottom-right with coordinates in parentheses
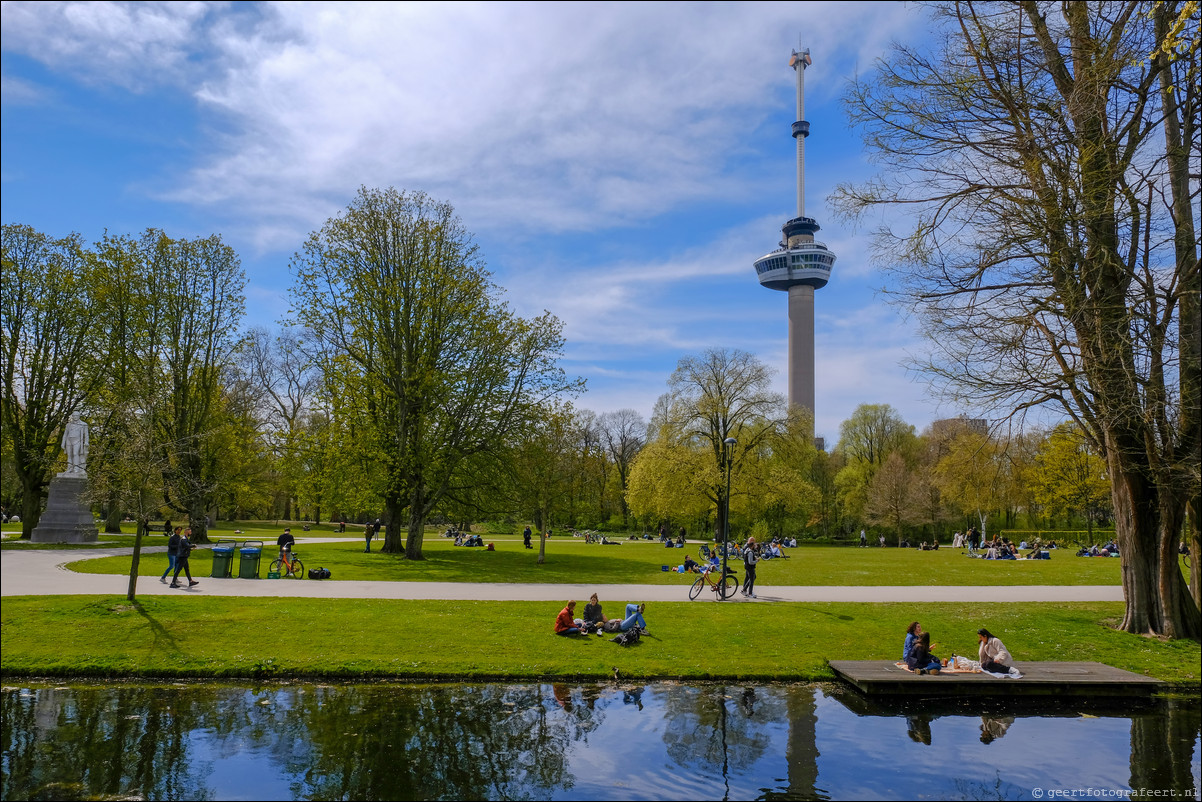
top-left (931, 417), bottom-right (989, 438)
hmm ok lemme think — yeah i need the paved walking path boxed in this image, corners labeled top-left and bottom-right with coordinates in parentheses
top-left (0, 542), bottom-right (1124, 603)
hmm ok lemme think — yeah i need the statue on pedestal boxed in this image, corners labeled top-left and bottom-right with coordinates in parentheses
top-left (33, 412), bottom-right (97, 543)
top-left (60, 413), bottom-right (89, 477)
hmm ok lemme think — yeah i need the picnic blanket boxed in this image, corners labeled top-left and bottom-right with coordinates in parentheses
top-left (894, 659), bottom-right (1023, 678)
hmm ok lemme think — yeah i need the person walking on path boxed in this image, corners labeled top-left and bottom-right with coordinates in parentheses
top-left (742, 537), bottom-right (760, 598)
top-left (169, 528), bottom-right (199, 588)
top-left (160, 526), bottom-right (182, 583)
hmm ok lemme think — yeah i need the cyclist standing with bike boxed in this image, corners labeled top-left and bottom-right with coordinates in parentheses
top-left (277, 527), bottom-right (295, 561)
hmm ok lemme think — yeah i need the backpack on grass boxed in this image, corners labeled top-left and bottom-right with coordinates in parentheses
top-left (611, 627), bottom-right (642, 646)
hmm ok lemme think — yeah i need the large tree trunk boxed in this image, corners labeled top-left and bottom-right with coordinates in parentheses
top-left (104, 499), bottom-right (123, 534)
top-left (404, 487), bottom-right (426, 560)
top-left (19, 476), bottom-right (45, 540)
top-left (1111, 450), bottom-right (1200, 639)
top-left (1189, 495), bottom-right (1201, 612)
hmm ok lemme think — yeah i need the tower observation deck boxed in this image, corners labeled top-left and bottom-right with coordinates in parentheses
top-left (753, 47), bottom-right (836, 418)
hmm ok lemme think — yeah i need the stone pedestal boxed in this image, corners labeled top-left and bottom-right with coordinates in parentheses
top-left (30, 475), bottom-right (98, 543)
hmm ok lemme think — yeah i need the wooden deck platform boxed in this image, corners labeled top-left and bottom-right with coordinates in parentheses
top-left (829, 660), bottom-right (1165, 699)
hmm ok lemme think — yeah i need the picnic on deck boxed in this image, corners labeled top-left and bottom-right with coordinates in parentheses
top-left (897, 622), bottom-right (1024, 678)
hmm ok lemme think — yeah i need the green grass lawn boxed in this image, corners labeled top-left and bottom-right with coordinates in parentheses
top-left (1, 595), bottom-right (1196, 684)
top-left (66, 534), bottom-right (1128, 586)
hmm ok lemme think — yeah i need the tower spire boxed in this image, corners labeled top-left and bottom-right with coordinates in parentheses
top-left (791, 47), bottom-right (811, 218)
top-left (752, 46), bottom-right (834, 422)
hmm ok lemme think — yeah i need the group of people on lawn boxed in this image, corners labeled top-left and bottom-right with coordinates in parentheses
top-left (902, 620), bottom-right (1015, 675)
top-left (555, 594), bottom-right (647, 637)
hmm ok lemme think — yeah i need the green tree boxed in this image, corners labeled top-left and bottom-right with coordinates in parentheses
top-left (835, 1), bottom-right (1199, 637)
top-left (834, 404), bottom-right (917, 526)
top-left (0, 225), bottom-right (103, 537)
top-left (1034, 423), bottom-right (1112, 534)
top-left (864, 451), bottom-right (923, 546)
top-left (509, 403), bottom-right (577, 563)
top-left (934, 429), bottom-right (1008, 538)
top-left (290, 187), bottom-right (579, 559)
top-left (628, 349), bottom-right (818, 540)
top-left (240, 326), bottom-right (320, 520)
top-left (599, 408), bottom-right (646, 526)
top-left (91, 230), bottom-right (246, 543)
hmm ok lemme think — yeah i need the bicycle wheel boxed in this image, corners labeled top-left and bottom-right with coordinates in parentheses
top-left (720, 574), bottom-right (739, 599)
top-left (689, 576), bottom-right (705, 600)
top-left (269, 559), bottom-right (283, 575)
top-left (290, 558), bottom-right (305, 578)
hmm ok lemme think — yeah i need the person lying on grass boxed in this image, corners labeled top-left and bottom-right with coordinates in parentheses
top-left (618, 603), bottom-right (647, 634)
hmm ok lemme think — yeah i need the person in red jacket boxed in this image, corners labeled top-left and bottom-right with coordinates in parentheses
top-left (554, 600), bottom-right (584, 636)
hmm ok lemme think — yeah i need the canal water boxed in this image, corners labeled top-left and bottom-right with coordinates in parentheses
top-left (2, 682), bottom-right (1198, 800)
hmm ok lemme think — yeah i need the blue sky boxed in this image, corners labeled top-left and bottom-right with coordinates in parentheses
top-left (1, 1), bottom-right (961, 443)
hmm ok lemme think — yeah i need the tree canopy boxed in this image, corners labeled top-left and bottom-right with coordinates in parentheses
top-left (1, 224), bottom-right (104, 536)
top-left (834, 0), bottom-right (1200, 638)
top-left (289, 187), bottom-right (580, 559)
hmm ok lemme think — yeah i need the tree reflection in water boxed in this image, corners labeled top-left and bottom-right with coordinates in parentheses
top-left (2, 683), bottom-right (1198, 801)
top-left (250, 683), bottom-right (603, 800)
top-left (2, 685), bottom-right (226, 801)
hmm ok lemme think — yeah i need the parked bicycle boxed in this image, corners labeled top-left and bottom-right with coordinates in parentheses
top-left (688, 565), bottom-right (738, 600)
top-left (269, 548), bottom-right (305, 579)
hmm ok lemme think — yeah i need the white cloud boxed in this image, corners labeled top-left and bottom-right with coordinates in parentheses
top-left (166, 2), bottom-right (922, 243)
top-left (2, 0), bottom-right (942, 435)
top-left (0, 0), bottom-right (216, 89)
top-left (0, 72), bottom-right (43, 104)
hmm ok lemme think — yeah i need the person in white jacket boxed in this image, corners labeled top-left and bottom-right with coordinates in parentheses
top-left (977, 628), bottom-right (1013, 673)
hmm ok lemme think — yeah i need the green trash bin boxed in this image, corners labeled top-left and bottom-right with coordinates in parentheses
top-left (210, 540), bottom-right (236, 578)
top-left (238, 540), bottom-right (263, 579)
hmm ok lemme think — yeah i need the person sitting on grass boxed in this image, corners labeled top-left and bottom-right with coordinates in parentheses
top-left (682, 555), bottom-right (700, 573)
top-left (904, 631), bottom-right (942, 674)
top-left (977, 628), bottom-right (1014, 673)
top-left (582, 593), bottom-right (609, 634)
top-left (554, 600), bottom-right (586, 636)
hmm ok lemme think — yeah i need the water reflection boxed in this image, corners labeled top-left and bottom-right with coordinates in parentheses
top-left (1, 683), bottom-right (1198, 801)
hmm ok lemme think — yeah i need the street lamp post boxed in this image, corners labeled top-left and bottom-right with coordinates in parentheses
top-left (721, 436), bottom-right (736, 599)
